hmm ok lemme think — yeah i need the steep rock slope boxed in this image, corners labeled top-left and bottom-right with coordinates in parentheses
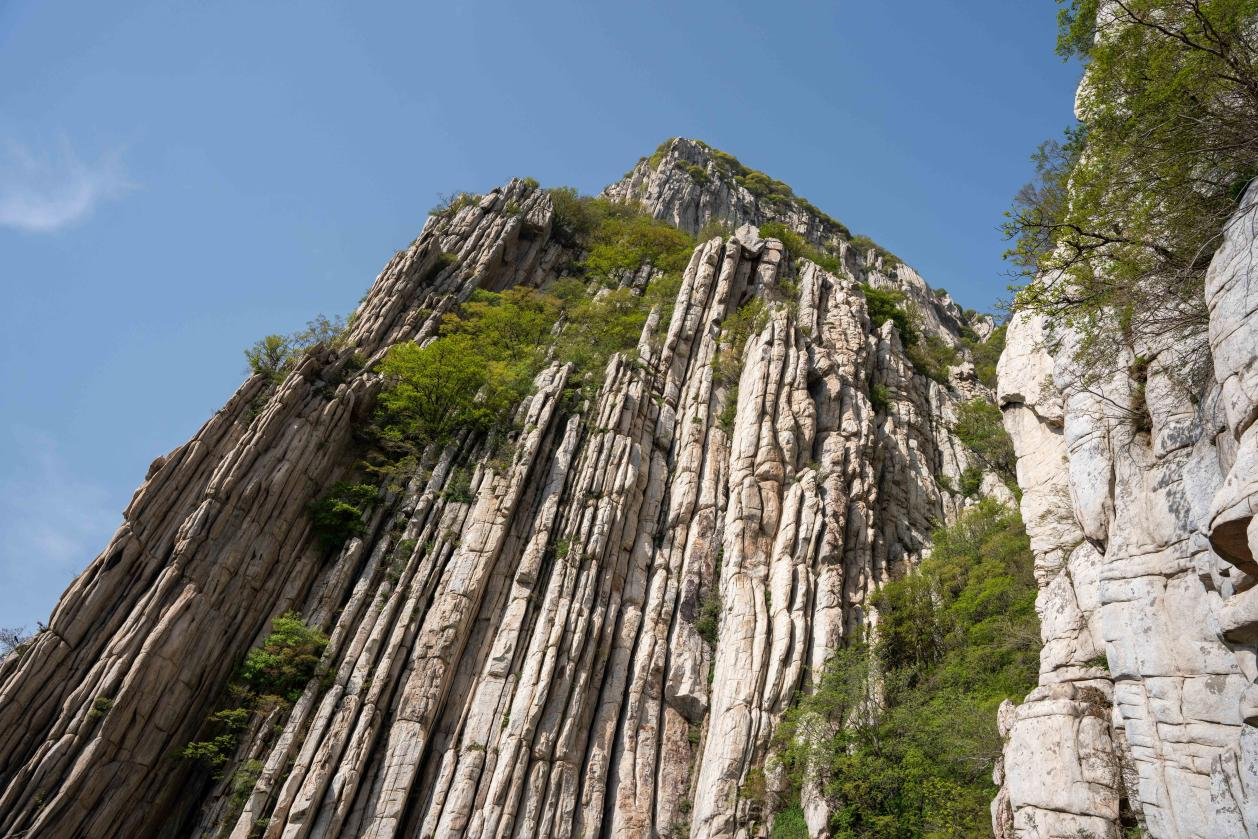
top-left (994, 187), bottom-right (1258, 835)
top-left (0, 140), bottom-right (1003, 838)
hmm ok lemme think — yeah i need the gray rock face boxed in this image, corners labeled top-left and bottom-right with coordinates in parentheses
top-left (993, 184), bottom-right (1258, 837)
top-left (0, 148), bottom-right (1004, 838)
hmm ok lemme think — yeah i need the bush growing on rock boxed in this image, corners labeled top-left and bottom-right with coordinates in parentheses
top-left (849, 234), bottom-right (903, 270)
top-left (182, 613), bottom-right (328, 775)
top-left (774, 500), bottom-right (1038, 836)
top-left (1005, 0), bottom-right (1258, 387)
top-left (904, 332), bottom-right (958, 386)
top-left (963, 322), bottom-right (1005, 389)
top-left (307, 482), bottom-right (377, 550)
top-left (858, 284), bottom-right (917, 346)
top-left (758, 221), bottom-right (842, 275)
top-left (244, 314), bottom-right (349, 384)
top-left (582, 204), bottom-right (695, 283)
top-left (238, 611), bottom-right (329, 702)
top-left (952, 399), bottom-right (1017, 484)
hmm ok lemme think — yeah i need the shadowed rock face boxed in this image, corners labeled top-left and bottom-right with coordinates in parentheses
top-left (993, 183), bottom-right (1258, 837)
top-left (0, 141), bottom-right (1006, 839)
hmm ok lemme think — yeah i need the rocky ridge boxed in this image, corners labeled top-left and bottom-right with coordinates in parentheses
top-left (993, 177), bottom-right (1258, 834)
top-left (0, 139), bottom-right (1007, 839)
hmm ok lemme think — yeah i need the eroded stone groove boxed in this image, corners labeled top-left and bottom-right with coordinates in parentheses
top-left (993, 182), bottom-right (1258, 838)
top-left (0, 143), bottom-right (1009, 838)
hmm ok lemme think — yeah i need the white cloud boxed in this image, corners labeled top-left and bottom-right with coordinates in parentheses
top-left (0, 138), bottom-right (132, 233)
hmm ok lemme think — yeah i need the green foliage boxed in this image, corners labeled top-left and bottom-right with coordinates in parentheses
top-left (685, 163), bottom-right (709, 184)
top-left (239, 612), bottom-right (329, 702)
top-left (374, 336), bottom-right (499, 453)
top-left (520, 176), bottom-right (540, 190)
top-left (554, 286), bottom-right (651, 379)
top-left (869, 384), bottom-right (891, 414)
top-left (229, 759), bottom-right (264, 811)
top-left (770, 805), bottom-right (810, 839)
top-left (904, 333), bottom-right (958, 385)
top-left (244, 315), bottom-right (349, 384)
top-left (698, 219), bottom-right (735, 241)
top-left (307, 482), bottom-right (377, 550)
top-left (775, 501), bottom-right (1039, 837)
top-left (849, 235), bottom-right (903, 270)
top-left (583, 205), bottom-right (694, 283)
top-left (758, 221), bottom-right (842, 275)
top-left (86, 695), bottom-right (113, 721)
top-left (713, 298), bottom-right (770, 387)
top-left (695, 564), bottom-right (723, 646)
top-left (858, 284), bottom-right (917, 346)
top-left (953, 399), bottom-right (1017, 484)
top-left (1007, 0), bottom-right (1258, 383)
top-left (430, 191), bottom-right (478, 217)
top-left (443, 466), bottom-right (475, 504)
top-left (718, 384), bottom-right (740, 433)
top-left (959, 465), bottom-right (983, 499)
top-left (181, 707), bottom-right (252, 773)
top-left (547, 186), bottom-right (602, 246)
top-left (245, 335), bottom-right (292, 383)
top-left (963, 322), bottom-right (1005, 389)
top-left (181, 613), bottom-right (327, 775)
top-left (647, 138), bottom-right (677, 170)
top-left (375, 210), bottom-right (687, 466)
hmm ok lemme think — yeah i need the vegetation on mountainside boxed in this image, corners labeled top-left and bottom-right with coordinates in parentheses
top-left (244, 315), bottom-right (349, 384)
top-left (953, 399), bottom-right (1018, 485)
top-left (849, 235), bottom-right (903, 271)
top-left (759, 221), bottom-right (843, 275)
top-left (368, 193), bottom-right (694, 475)
top-left (963, 322), bottom-right (1005, 389)
top-left (182, 612), bottom-right (328, 775)
top-left (307, 482), bottom-right (378, 551)
top-left (1006, 0), bottom-right (1258, 394)
top-left (770, 500), bottom-right (1039, 838)
top-left (859, 284), bottom-right (917, 346)
top-left (649, 138), bottom-right (917, 274)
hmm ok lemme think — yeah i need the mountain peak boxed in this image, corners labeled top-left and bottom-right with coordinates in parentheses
top-left (605, 137), bottom-right (904, 269)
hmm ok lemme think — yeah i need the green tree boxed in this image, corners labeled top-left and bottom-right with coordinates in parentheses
top-left (1006, 0), bottom-right (1258, 386)
top-left (245, 334), bottom-right (293, 383)
top-left (375, 335), bottom-right (498, 451)
top-left (859, 285), bottom-right (918, 346)
top-left (774, 500), bottom-right (1039, 837)
top-left (952, 399), bottom-right (1017, 484)
top-left (238, 611), bottom-right (329, 702)
top-left (964, 322), bottom-right (1005, 389)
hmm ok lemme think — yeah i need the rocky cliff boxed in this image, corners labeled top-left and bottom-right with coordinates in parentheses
top-left (0, 139), bottom-right (1008, 838)
top-left (993, 182), bottom-right (1258, 834)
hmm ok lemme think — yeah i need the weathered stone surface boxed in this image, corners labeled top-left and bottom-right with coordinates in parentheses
top-left (0, 148), bottom-right (1009, 839)
top-left (995, 183), bottom-right (1258, 838)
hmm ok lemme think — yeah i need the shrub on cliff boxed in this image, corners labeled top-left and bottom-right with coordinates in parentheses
top-left (963, 322), bottom-right (1005, 389)
top-left (758, 221), bottom-right (842, 275)
top-left (858, 284), bottom-right (917, 346)
top-left (1006, 0), bottom-right (1258, 388)
top-left (239, 611), bottom-right (330, 702)
top-left (584, 209), bottom-right (694, 282)
top-left (849, 234), bottom-right (903, 270)
top-left (952, 399), bottom-right (1017, 484)
top-left (307, 482), bottom-right (377, 550)
top-left (774, 500), bottom-right (1038, 836)
top-left (904, 332), bottom-right (958, 385)
top-left (182, 612), bottom-right (328, 774)
top-left (244, 314), bottom-right (348, 384)
top-left (375, 336), bottom-right (499, 450)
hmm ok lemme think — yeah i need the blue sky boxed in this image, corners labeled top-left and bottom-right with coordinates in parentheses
top-left (0, 0), bottom-right (1079, 630)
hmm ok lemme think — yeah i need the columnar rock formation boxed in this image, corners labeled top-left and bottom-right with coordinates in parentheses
top-left (0, 140), bottom-right (1006, 838)
top-left (994, 186), bottom-right (1258, 834)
